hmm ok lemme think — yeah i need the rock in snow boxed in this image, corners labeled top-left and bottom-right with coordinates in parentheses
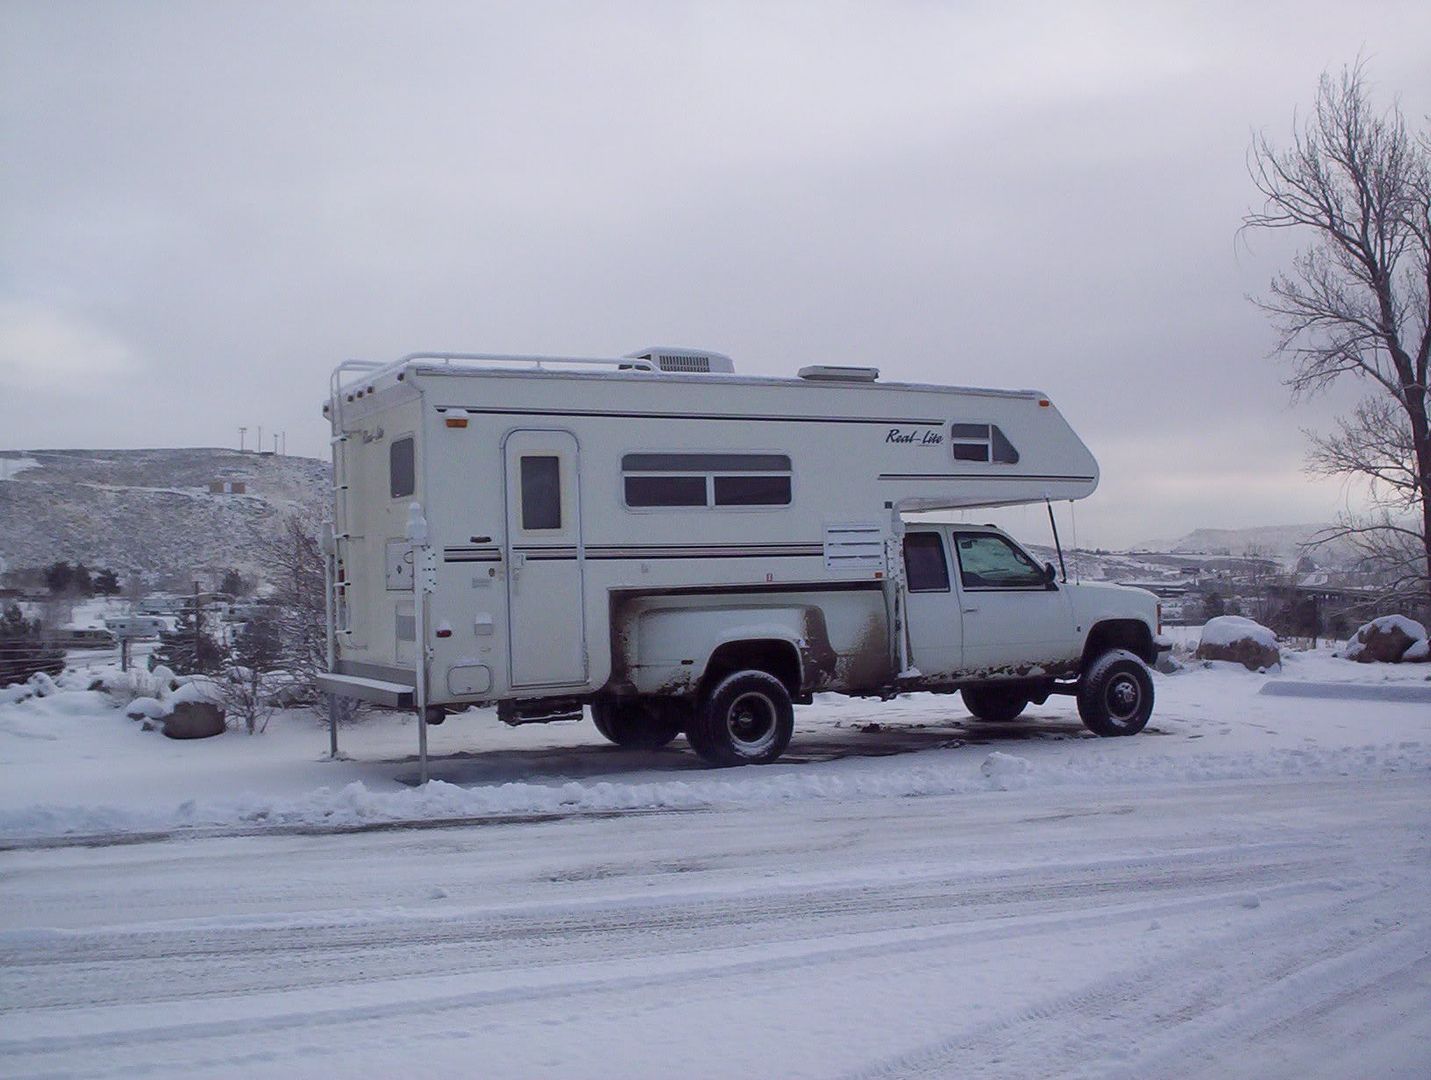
top-left (1195, 616), bottom-right (1280, 671)
top-left (162, 701), bottom-right (226, 740)
top-left (1344, 615), bottom-right (1428, 664)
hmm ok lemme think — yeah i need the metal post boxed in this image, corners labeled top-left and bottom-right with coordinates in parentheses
top-left (407, 503), bottom-right (433, 786)
top-left (327, 693), bottom-right (341, 757)
top-left (321, 521), bottom-right (339, 759)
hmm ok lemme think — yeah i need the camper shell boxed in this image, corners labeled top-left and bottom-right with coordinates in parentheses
top-left (318, 348), bottom-right (1164, 767)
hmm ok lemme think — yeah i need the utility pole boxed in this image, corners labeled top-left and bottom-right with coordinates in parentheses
top-left (280, 430), bottom-right (286, 456)
top-left (273, 433), bottom-right (279, 455)
top-left (257, 425), bottom-right (263, 453)
top-left (238, 427), bottom-right (247, 452)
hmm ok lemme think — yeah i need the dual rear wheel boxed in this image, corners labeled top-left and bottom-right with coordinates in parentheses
top-left (592, 670), bottom-right (795, 767)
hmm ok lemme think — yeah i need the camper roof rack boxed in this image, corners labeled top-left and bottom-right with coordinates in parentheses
top-left (798, 365), bottom-right (880, 383)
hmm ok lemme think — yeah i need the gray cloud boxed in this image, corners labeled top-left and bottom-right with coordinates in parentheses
top-left (3, 1), bottom-right (1429, 545)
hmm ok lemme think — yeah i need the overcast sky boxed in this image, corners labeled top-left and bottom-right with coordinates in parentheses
top-left (3, 1), bottom-right (1429, 547)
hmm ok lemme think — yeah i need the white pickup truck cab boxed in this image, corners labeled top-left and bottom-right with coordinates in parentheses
top-left (317, 348), bottom-right (1167, 769)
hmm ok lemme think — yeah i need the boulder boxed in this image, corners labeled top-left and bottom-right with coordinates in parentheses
top-left (162, 701), bottom-right (226, 739)
top-left (1195, 616), bottom-right (1280, 671)
top-left (1404, 638), bottom-right (1430, 663)
top-left (1344, 615), bottom-right (1428, 664)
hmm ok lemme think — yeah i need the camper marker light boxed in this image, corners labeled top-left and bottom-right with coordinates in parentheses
top-left (445, 417), bottom-right (468, 428)
top-left (1039, 399), bottom-right (1051, 407)
top-left (435, 620), bottom-right (453, 639)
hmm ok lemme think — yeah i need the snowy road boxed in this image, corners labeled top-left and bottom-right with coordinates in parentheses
top-left (3, 774), bottom-right (1428, 1079)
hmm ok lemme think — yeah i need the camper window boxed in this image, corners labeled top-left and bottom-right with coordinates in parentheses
top-left (622, 453), bottom-right (792, 509)
top-left (949, 423), bottom-right (1020, 464)
top-left (903, 533), bottom-right (951, 592)
top-left (390, 436), bottom-right (415, 498)
top-left (520, 456), bottom-right (562, 530)
top-left (952, 534), bottom-right (1046, 589)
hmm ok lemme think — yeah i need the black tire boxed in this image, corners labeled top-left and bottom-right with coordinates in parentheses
top-left (688, 670), bottom-right (795, 766)
top-left (1077, 649), bottom-right (1154, 736)
top-left (589, 700), bottom-right (682, 749)
top-left (962, 686), bottom-right (1030, 723)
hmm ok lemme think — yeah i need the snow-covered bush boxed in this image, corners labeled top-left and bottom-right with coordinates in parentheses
top-left (1195, 616), bottom-right (1280, 671)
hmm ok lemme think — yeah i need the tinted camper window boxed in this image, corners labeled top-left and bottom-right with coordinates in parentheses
top-left (520, 455), bottom-right (562, 530)
top-left (623, 453), bottom-right (792, 509)
top-left (390, 436), bottom-right (415, 499)
top-left (949, 423), bottom-right (1020, 464)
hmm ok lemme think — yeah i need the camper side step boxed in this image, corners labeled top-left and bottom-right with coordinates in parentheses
top-left (316, 673), bottom-right (415, 708)
top-left (498, 698), bottom-right (586, 727)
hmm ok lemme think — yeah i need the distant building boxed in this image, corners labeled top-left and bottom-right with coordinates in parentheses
top-left (208, 480), bottom-right (247, 494)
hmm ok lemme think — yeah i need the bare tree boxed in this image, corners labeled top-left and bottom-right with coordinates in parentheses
top-left (1245, 62), bottom-right (1431, 614)
top-left (260, 512), bottom-right (328, 698)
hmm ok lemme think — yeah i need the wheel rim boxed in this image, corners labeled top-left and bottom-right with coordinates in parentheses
top-left (726, 691), bottom-right (779, 755)
top-left (1105, 673), bottom-right (1142, 727)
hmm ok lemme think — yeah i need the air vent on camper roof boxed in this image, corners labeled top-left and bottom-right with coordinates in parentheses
top-left (798, 365), bottom-right (880, 383)
top-left (622, 346), bottom-right (735, 374)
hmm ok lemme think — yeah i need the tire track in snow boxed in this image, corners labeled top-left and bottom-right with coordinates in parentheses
top-left (1, 846), bottom-right (1339, 1012)
top-left (841, 883), bottom-right (1417, 1080)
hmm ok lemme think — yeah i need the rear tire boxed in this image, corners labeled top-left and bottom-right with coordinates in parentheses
top-left (1077, 649), bottom-right (1154, 736)
top-left (688, 670), bottom-right (794, 767)
top-left (590, 701), bottom-right (681, 749)
top-left (961, 686), bottom-right (1030, 723)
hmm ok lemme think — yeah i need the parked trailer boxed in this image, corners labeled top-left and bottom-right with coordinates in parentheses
top-left (317, 347), bottom-right (1166, 769)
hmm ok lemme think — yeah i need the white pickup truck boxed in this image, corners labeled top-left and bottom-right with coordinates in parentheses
top-left (593, 522), bottom-right (1165, 765)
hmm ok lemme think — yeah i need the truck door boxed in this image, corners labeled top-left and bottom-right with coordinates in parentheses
top-left (949, 531), bottom-right (1075, 674)
top-left (901, 530), bottom-right (962, 678)
top-left (503, 430), bottom-right (588, 689)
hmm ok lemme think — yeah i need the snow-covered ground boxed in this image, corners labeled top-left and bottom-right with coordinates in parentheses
top-left (1, 645), bottom-right (1428, 1077)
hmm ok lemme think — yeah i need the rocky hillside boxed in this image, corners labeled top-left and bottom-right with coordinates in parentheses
top-left (0, 449), bottom-right (329, 586)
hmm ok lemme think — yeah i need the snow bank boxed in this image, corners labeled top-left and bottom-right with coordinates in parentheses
top-left (3, 741), bottom-right (1428, 844)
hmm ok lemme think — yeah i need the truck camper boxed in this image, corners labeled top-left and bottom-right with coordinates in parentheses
top-left (317, 347), bottom-right (1166, 768)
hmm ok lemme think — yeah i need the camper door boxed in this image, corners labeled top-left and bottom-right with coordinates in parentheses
top-left (503, 430), bottom-right (588, 689)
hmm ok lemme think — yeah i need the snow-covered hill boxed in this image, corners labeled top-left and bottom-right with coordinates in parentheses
top-left (1135, 523), bottom-right (1360, 563)
top-left (0, 448), bottom-right (328, 584)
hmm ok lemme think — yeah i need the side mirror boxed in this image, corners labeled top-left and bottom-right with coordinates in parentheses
top-left (1044, 562), bottom-right (1058, 586)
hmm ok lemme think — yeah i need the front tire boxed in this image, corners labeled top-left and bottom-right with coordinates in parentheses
top-left (1077, 649), bottom-right (1154, 736)
top-left (688, 670), bottom-right (794, 767)
top-left (961, 686), bottom-right (1030, 723)
top-left (590, 701), bottom-right (682, 749)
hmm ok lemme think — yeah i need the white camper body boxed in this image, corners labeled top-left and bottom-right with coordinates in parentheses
top-left (318, 349), bottom-right (1163, 766)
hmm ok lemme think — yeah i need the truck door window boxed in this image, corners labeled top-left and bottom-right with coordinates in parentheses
top-left (519, 455), bottom-right (562, 530)
top-left (903, 533), bottom-right (951, 592)
top-left (953, 534), bottom-right (1046, 589)
top-left (390, 436), bottom-right (415, 499)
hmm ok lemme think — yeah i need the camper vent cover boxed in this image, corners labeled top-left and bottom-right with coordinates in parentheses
top-left (823, 522), bottom-right (886, 574)
top-left (659, 354), bottom-right (713, 373)
top-left (623, 346), bottom-right (735, 374)
top-left (798, 365), bottom-right (880, 383)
